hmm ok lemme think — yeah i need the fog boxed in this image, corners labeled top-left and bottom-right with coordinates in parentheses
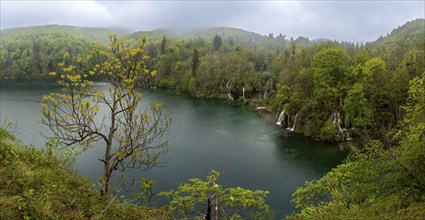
top-left (1, 1), bottom-right (424, 42)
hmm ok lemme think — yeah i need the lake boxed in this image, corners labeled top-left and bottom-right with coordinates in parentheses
top-left (0, 81), bottom-right (348, 218)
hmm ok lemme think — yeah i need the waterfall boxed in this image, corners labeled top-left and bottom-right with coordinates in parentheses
top-left (228, 92), bottom-right (234, 101)
top-left (332, 111), bottom-right (337, 125)
top-left (263, 78), bottom-right (271, 99)
top-left (276, 108), bottom-right (286, 126)
top-left (242, 87), bottom-right (246, 101)
top-left (345, 132), bottom-right (353, 141)
top-left (226, 80), bottom-right (234, 101)
top-left (332, 110), bottom-right (353, 140)
top-left (337, 111), bottom-right (343, 132)
top-left (286, 113), bottom-right (291, 130)
top-left (332, 110), bottom-right (344, 132)
top-left (290, 113), bottom-right (299, 131)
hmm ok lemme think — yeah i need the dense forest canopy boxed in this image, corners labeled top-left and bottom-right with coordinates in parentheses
top-left (2, 18), bottom-right (423, 144)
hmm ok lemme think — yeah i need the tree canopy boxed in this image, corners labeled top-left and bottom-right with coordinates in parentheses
top-left (40, 34), bottom-right (170, 196)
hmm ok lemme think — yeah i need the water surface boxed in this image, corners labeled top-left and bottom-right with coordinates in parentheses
top-left (0, 81), bottom-right (348, 218)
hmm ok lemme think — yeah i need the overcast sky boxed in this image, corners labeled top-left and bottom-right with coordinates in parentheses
top-left (1, 1), bottom-right (424, 42)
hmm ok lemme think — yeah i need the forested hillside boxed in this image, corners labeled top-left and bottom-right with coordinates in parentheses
top-left (0, 25), bottom-right (126, 79)
top-left (287, 68), bottom-right (425, 219)
top-left (1, 18), bottom-right (424, 219)
top-left (1, 19), bottom-right (424, 144)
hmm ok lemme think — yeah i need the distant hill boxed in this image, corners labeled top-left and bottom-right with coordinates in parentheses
top-left (368, 18), bottom-right (425, 50)
top-left (1, 25), bottom-right (127, 44)
top-left (1, 19), bottom-right (423, 79)
top-left (311, 38), bottom-right (332, 43)
top-left (127, 27), bottom-right (288, 50)
top-left (127, 29), bottom-right (174, 41)
top-left (2, 19), bottom-right (423, 47)
top-left (363, 18), bottom-right (424, 70)
top-left (181, 27), bottom-right (264, 40)
top-left (0, 25), bottom-right (122, 79)
top-left (128, 27), bottom-right (265, 41)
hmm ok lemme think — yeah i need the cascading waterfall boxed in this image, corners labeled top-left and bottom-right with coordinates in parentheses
top-left (286, 112), bottom-right (291, 130)
top-left (228, 92), bottom-right (234, 101)
top-left (332, 110), bottom-right (352, 140)
top-left (276, 108), bottom-right (286, 126)
top-left (242, 87), bottom-right (246, 101)
top-left (337, 111), bottom-right (343, 131)
top-left (332, 111), bottom-right (343, 131)
top-left (290, 113), bottom-right (299, 131)
top-left (332, 111), bottom-right (337, 125)
top-left (226, 80), bottom-right (234, 101)
top-left (263, 78), bottom-right (271, 99)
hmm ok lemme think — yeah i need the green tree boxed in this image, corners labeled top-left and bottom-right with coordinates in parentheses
top-left (192, 48), bottom-right (199, 76)
top-left (397, 72), bottom-right (425, 187)
top-left (343, 83), bottom-right (374, 131)
top-left (310, 47), bottom-right (351, 139)
top-left (161, 36), bottom-right (167, 54)
top-left (312, 47), bottom-right (351, 111)
top-left (197, 54), bottom-right (222, 97)
top-left (160, 170), bottom-right (274, 219)
top-left (361, 57), bottom-right (392, 128)
top-left (212, 35), bottom-right (223, 52)
top-left (40, 35), bottom-right (170, 196)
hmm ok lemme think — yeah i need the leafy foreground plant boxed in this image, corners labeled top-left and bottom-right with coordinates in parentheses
top-left (0, 128), bottom-right (164, 219)
top-left (160, 170), bottom-right (275, 219)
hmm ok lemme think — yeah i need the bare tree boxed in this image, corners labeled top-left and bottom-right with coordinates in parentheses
top-left (41, 35), bottom-right (170, 196)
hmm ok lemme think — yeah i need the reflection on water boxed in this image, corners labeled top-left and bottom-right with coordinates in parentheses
top-left (0, 81), bottom-right (348, 218)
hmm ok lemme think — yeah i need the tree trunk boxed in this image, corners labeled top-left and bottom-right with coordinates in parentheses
top-left (100, 108), bottom-right (116, 196)
top-left (205, 198), bottom-right (211, 220)
top-left (214, 191), bottom-right (220, 220)
top-left (100, 141), bottom-right (112, 196)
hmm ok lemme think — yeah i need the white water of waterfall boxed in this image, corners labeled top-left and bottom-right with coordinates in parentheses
top-left (332, 111), bottom-right (337, 125)
top-left (332, 110), bottom-right (353, 140)
top-left (290, 113), bottom-right (299, 131)
top-left (276, 108), bottom-right (286, 126)
top-left (228, 92), bottom-right (234, 100)
top-left (226, 80), bottom-right (234, 101)
top-left (337, 112), bottom-right (343, 131)
top-left (242, 87), bottom-right (246, 101)
top-left (345, 132), bottom-right (353, 141)
top-left (286, 113), bottom-right (291, 130)
top-left (263, 78), bottom-right (271, 99)
top-left (332, 111), bottom-right (343, 132)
